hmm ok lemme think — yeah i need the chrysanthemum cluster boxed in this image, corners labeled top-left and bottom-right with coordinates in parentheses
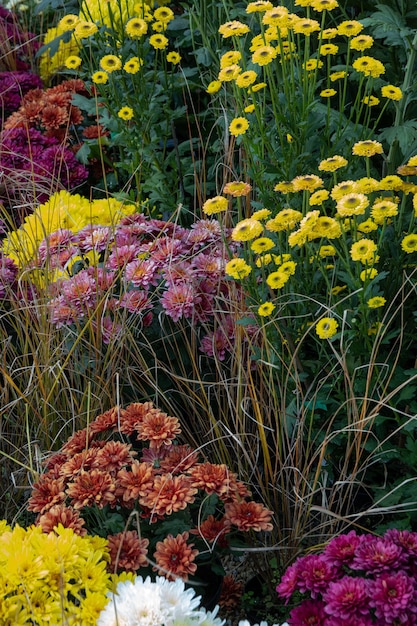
top-left (27, 402), bottom-right (273, 587)
top-left (98, 575), bottom-right (225, 626)
top-left (0, 5), bottom-right (40, 71)
top-left (0, 520), bottom-right (111, 624)
top-left (277, 529), bottom-right (417, 625)
top-left (0, 71), bottom-right (43, 115)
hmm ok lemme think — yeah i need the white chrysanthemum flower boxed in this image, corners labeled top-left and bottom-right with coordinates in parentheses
top-left (157, 576), bottom-right (202, 618)
top-left (197, 605), bottom-right (226, 626)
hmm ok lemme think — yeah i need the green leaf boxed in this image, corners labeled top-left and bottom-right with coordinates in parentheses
top-left (75, 142), bottom-right (91, 165)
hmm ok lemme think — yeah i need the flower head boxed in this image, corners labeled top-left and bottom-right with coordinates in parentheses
top-left (316, 317), bottom-right (338, 339)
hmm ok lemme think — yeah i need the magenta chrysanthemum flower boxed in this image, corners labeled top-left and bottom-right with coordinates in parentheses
top-left (323, 575), bottom-right (370, 620)
top-left (325, 618), bottom-right (374, 626)
top-left (160, 282), bottom-right (201, 322)
top-left (384, 529), bottom-right (417, 560)
top-left (276, 560), bottom-right (300, 601)
top-left (38, 229), bottom-right (76, 265)
top-left (0, 254), bottom-right (18, 297)
top-left (323, 530), bottom-right (363, 566)
top-left (200, 328), bottom-right (231, 361)
top-left (61, 270), bottom-right (97, 309)
top-left (76, 226), bottom-right (112, 253)
top-left (296, 553), bottom-right (340, 598)
top-left (107, 244), bottom-right (139, 269)
top-left (368, 572), bottom-right (415, 622)
top-left (124, 258), bottom-right (158, 289)
top-left (288, 599), bottom-right (327, 625)
top-left (351, 537), bottom-right (404, 573)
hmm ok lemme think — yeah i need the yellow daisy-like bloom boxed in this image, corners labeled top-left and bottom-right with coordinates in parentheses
top-left (202, 196), bottom-right (228, 215)
top-left (266, 270), bottom-right (290, 289)
top-left (360, 267), bottom-right (378, 281)
top-left (274, 181), bottom-right (295, 193)
top-left (408, 155), bottom-right (417, 167)
top-left (123, 57), bottom-right (143, 73)
top-left (154, 6), bottom-right (174, 22)
top-left (125, 17), bottom-right (148, 38)
top-left (252, 45), bottom-right (277, 66)
top-left (350, 34), bottom-right (374, 51)
top-left (65, 55), bottom-right (82, 69)
top-left (356, 177), bottom-right (380, 194)
top-left (379, 175), bottom-right (403, 190)
top-left (315, 317), bottom-right (338, 339)
top-left (223, 181), bottom-right (252, 197)
top-left (149, 34), bottom-right (168, 49)
top-left (58, 14), bottom-right (79, 30)
top-left (352, 56), bottom-right (385, 78)
top-left (100, 55), bottom-right (122, 72)
top-left (311, 0), bottom-right (338, 10)
top-left (220, 50), bottom-right (242, 68)
top-left (336, 193), bottom-right (369, 217)
top-left (262, 6), bottom-right (289, 26)
top-left (118, 106), bottom-right (134, 120)
top-left (303, 58), bottom-right (324, 71)
top-left (401, 233), bottom-right (417, 253)
top-left (258, 301), bottom-right (276, 316)
top-left (397, 165), bottom-right (417, 177)
top-left (363, 95), bottom-right (380, 107)
top-left (229, 117), bottom-right (249, 136)
top-left (320, 43), bottom-right (338, 56)
top-left (288, 230), bottom-right (308, 247)
top-left (330, 71), bottom-right (347, 81)
top-left (232, 218), bottom-right (263, 241)
top-left (320, 88), bottom-right (337, 98)
top-left (251, 237), bottom-right (275, 253)
top-left (358, 218), bottom-right (378, 233)
top-left (252, 208), bottom-right (271, 220)
top-left (367, 296), bottom-right (386, 309)
top-left (352, 140), bottom-right (384, 157)
top-left (309, 189), bottom-right (330, 205)
top-left (152, 20), bottom-right (166, 33)
top-left (256, 253), bottom-right (274, 267)
top-left (245, 104), bottom-right (255, 113)
top-left (225, 258), bottom-right (252, 279)
top-left (319, 245), bottom-right (336, 257)
top-left (218, 64), bottom-right (241, 82)
top-left (322, 27), bottom-right (338, 39)
top-left (236, 70), bottom-right (258, 88)
top-left (250, 82), bottom-right (267, 92)
top-left (318, 156), bottom-right (348, 172)
top-left (381, 84), bottom-right (403, 101)
top-left (166, 51), bottom-right (181, 65)
top-left (266, 208), bottom-right (303, 231)
top-left (74, 21), bottom-right (98, 38)
top-left (39, 25), bottom-right (79, 81)
top-left (291, 174), bottom-right (323, 192)
top-left (279, 260), bottom-right (297, 276)
top-left (206, 80), bottom-right (222, 94)
top-left (350, 238), bottom-right (377, 263)
top-left (371, 200), bottom-right (398, 224)
top-left (299, 210), bottom-right (320, 232)
top-left (312, 216), bottom-right (342, 239)
top-left (218, 20), bottom-right (250, 38)
top-left (293, 18), bottom-right (320, 35)
top-left (337, 20), bottom-right (363, 37)
top-left (331, 180), bottom-right (357, 199)
top-left (246, 0), bottom-right (274, 12)
top-left (92, 71), bottom-right (109, 84)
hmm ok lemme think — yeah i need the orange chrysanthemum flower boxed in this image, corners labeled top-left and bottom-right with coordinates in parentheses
top-left (94, 441), bottom-right (135, 474)
top-left (140, 473), bottom-right (197, 519)
top-left (119, 402), bottom-right (157, 435)
top-left (37, 503), bottom-right (86, 535)
top-left (107, 530), bottom-right (149, 573)
top-left (116, 461), bottom-right (155, 504)
top-left (136, 412), bottom-right (181, 449)
top-left (66, 469), bottom-right (116, 509)
top-left (159, 444), bottom-right (200, 474)
top-left (27, 475), bottom-right (66, 514)
top-left (189, 462), bottom-right (231, 498)
top-left (218, 574), bottom-right (244, 611)
top-left (223, 181), bottom-right (252, 197)
top-left (224, 500), bottom-right (274, 532)
top-left (89, 406), bottom-right (126, 433)
top-left (61, 428), bottom-right (92, 455)
top-left (190, 514), bottom-right (230, 548)
top-left (153, 531), bottom-right (198, 580)
top-left (59, 448), bottom-right (99, 478)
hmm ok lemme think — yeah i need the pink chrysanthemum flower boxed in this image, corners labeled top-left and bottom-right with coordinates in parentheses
top-left (187, 219), bottom-right (223, 244)
top-left (323, 575), bottom-right (370, 620)
top-left (76, 226), bottom-right (112, 252)
top-left (323, 530), bottom-right (363, 566)
top-left (160, 282), bottom-right (201, 322)
top-left (288, 599), bottom-right (327, 625)
top-left (368, 572), bottom-right (415, 623)
top-left (192, 252), bottom-right (224, 275)
top-left (384, 529), bottom-right (417, 560)
top-left (49, 295), bottom-right (81, 327)
top-left (297, 553), bottom-right (340, 598)
top-left (118, 290), bottom-right (151, 314)
top-left (107, 244), bottom-right (140, 269)
top-left (351, 537), bottom-right (405, 573)
top-left (276, 559), bottom-right (301, 601)
top-left (124, 258), bottom-right (158, 288)
top-left (38, 229), bottom-right (76, 264)
top-left (61, 269), bottom-right (97, 309)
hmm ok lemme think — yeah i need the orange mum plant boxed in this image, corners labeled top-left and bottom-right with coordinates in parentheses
top-left (26, 402), bottom-right (273, 600)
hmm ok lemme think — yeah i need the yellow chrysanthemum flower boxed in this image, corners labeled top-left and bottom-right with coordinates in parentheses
top-left (350, 238), bottom-right (377, 263)
top-left (125, 17), bottom-right (148, 37)
top-left (367, 296), bottom-right (386, 309)
top-left (100, 55), bottom-right (122, 72)
top-left (258, 301), bottom-right (276, 316)
top-left (352, 140), bottom-right (384, 157)
top-left (202, 196), bottom-right (228, 215)
top-left (232, 218), bottom-right (263, 241)
top-left (220, 50), bottom-right (242, 68)
top-left (401, 234), bottom-right (417, 253)
top-left (315, 317), bottom-right (338, 339)
top-left (350, 34), bottom-right (374, 51)
top-left (381, 85), bottom-right (403, 101)
top-left (352, 56), bottom-right (385, 78)
top-left (229, 117), bottom-right (250, 136)
top-left (225, 258), bottom-right (252, 279)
